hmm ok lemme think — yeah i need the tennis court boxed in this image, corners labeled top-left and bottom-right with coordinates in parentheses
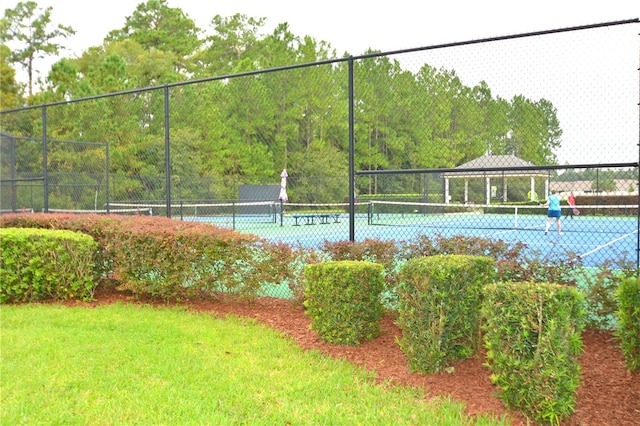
top-left (365, 202), bottom-right (637, 268)
top-left (108, 201), bottom-right (638, 268)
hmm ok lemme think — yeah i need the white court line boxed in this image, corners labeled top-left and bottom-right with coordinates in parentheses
top-left (484, 226), bottom-right (541, 238)
top-left (579, 230), bottom-right (639, 259)
top-left (486, 226), bottom-right (544, 235)
top-left (485, 227), bottom-right (636, 255)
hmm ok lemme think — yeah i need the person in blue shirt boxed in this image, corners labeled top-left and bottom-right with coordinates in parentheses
top-left (541, 190), bottom-right (563, 235)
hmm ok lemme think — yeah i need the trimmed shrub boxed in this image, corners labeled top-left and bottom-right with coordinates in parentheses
top-left (303, 260), bottom-right (385, 345)
top-left (396, 254), bottom-right (495, 374)
top-left (615, 276), bottom-right (640, 372)
top-left (321, 239), bottom-right (400, 307)
top-left (482, 282), bottom-right (586, 425)
top-left (0, 227), bottom-right (98, 302)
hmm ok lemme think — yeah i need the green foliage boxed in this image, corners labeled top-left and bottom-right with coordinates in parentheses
top-left (1, 1), bottom-right (75, 97)
top-left (289, 140), bottom-right (349, 203)
top-left (575, 259), bottom-right (638, 330)
top-left (615, 276), bottom-right (640, 372)
top-left (105, 0), bottom-right (201, 68)
top-left (504, 96), bottom-right (561, 165)
top-left (482, 282), bottom-right (586, 425)
top-left (592, 177), bottom-right (616, 192)
top-left (320, 238), bottom-right (400, 307)
top-left (0, 44), bottom-right (23, 108)
top-left (303, 260), bottom-right (385, 345)
top-left (0, 213), bottom-right (261, 302)
top-left (0, 227), bottom-right (97, 302)
top-left (1, 212), bottom-right (631, 334)
top-left (255, 240), bottom-right (323, 305)
top-left (396, 255), bottom-right (495, 374)
top-left (2, 2), bottom-right (568, 205)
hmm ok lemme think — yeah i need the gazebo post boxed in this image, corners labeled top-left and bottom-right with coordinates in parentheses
top-left (530, 177), bottom-right (535, 201)
top-left (503, 174), bottom-right (508, 202)
top-left (545, 179), bottom-right (550, 199)
top-left (464, 179), bottom-right (469, 203)
top-left (485, 176), bottom-right (491, 205)
top-left (445, 178), bottom-right (450, 204)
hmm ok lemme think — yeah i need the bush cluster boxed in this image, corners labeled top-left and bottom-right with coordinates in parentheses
top-left (4, 213), bottom-right (632, 320)
top-left (303, 260), bottom-right (385, 345)
top-left (0, 213), bottom-right (314, 302)
top-left (616, 276), bottom-right (640, 372)
top-left (395, 255), bottom-right (495, 373)
top-left (482, 282), bottom-right (586, 425)
top-left (0, 227), bottom-right (97, 302)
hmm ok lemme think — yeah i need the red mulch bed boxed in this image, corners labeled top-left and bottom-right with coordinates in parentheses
top-left (77, 287), bottom-right (640, 425)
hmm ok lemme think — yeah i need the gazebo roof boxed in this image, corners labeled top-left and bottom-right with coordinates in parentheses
top-left (444, 154), bottom-right (548, 178)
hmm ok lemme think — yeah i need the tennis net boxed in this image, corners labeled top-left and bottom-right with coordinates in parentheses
top-left (367, 201), bottom-right (638, 234)
top-left (48, 207), bottom-right (153, 216)
top-left (109, 201), bottom-right (280, 224)
top-left (0, 208), bottom-right (35, 214)
top-left (283, 202), bottom-right (353, 215)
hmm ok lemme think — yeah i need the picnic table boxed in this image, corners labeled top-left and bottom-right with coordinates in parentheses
top-left (292, 213), bottom-right (341, 226)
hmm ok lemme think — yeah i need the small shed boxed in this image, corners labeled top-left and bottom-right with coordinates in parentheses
top-left (442, 154), bottom-right (549, 204)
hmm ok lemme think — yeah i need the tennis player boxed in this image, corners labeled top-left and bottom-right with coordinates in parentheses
top-left (565, 192), bottom-right (579, 219)
top-left (541, 191), bottom-right (563, 235)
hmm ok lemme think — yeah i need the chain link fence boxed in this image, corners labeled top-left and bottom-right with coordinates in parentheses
top-left (1, 20), bottom-right (638, 269)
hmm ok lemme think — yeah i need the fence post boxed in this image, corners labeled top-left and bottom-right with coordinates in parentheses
top-left (280, 199), bottom-right (284, 226)
top-left (9, 134), bottom-right (16, 211)
top-left (348, 57), bottom-right (355, 242)
top-left (105, 141), bottom-right (110, 213)
top-left (164, 85), bottom-right (171, 218)
top-left (42, 106), bottom-right (48, 213)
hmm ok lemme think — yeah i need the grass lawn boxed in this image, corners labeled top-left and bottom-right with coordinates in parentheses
top-left (0, 303), bottom-right (509, 425)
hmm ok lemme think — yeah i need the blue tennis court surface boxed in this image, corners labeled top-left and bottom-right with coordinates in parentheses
top-left (185, 210), bottom-right (637, 269)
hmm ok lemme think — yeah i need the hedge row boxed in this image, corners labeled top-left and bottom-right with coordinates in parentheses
top-left (0, 213), bottom-right (307, 302)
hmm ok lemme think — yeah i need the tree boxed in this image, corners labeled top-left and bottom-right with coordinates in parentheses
top-left (258, 23), bottom-right (342, 171)
top-left (592, 177), bottom-right (616, 192)
top-left (105, 0), bottom-right (200, 75)
top-left (1, 1), bottom-right (74, 97)
top-left (6, 6), bottom-right (570, 204)
top-left (412, 64), bottom-right (464, 168)
top-left (507, 95), bottom-right (562, 165)
top-left (192, 13), bottom-right (266, 77)
top-left (289, 139), bottom-right (348, 203)
top-left (0, 44), bottom-right (23, 108)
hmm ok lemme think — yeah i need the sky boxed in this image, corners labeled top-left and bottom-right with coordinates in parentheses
top-left (24, 0), bottom-right (637, 60)
top-left (6, 0), bottom-right (640, 164)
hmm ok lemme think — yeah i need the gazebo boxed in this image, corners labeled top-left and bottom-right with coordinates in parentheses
top-left (442, 154), bottom-right (549, 205)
